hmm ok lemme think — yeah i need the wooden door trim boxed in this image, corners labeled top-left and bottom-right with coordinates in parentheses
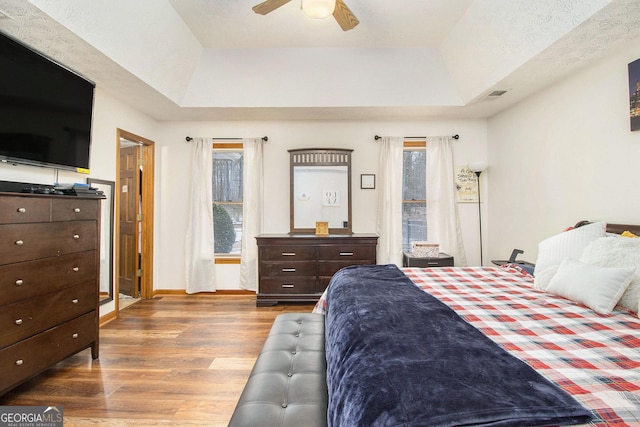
top-left (116, 129), bottom-right (155, 307)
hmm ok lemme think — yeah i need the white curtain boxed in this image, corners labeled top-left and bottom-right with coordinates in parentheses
top-left (376, 136), bottom-right (404, 266)
top-left (239, 137), bottom-right (265, 291)
top-left (185, 137), bottom-right (216, 293)
top-left (426, 136), bottom-right (467, 266)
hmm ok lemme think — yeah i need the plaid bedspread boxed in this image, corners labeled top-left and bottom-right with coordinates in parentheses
top-left (313, 265), bottom-right (640, 427)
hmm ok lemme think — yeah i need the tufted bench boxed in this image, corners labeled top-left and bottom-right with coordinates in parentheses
top-left (229, 313), bottom-right (328, 427)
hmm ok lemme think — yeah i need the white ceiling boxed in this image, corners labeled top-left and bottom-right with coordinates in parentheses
top-left (1, 0), bottom-right (640, 121)
top-left (167, 0), bottom-right (473, 48)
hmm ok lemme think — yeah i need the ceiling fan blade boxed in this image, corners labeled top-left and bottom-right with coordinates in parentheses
top-left (252, 0), bottom-right (293, 15)
top-left (333, 0), bottom-right (359, 31)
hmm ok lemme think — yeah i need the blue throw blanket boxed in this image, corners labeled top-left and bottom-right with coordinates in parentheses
top-left (324, 264), bottom-right (593, 427)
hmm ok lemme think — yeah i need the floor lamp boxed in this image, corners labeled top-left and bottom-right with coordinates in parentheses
top-left (468, 162), bottom-right (487, 265)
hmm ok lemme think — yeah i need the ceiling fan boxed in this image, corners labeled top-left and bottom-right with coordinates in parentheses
top-left (252, 0), bottom-right (360, 31)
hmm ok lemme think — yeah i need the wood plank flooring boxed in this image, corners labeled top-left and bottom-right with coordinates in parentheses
top-left (0, 295), bottom-right (314, 426)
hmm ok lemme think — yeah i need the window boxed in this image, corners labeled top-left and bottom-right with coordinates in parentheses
top-left (402, 144), bottom-right (426, 252)
top-left (213, 144), bottom-right (243, 255)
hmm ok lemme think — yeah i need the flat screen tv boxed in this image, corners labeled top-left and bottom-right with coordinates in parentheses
top-left (0, 32), bottom-right (95, 172)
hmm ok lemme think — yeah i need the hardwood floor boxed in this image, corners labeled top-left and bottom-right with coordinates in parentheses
top-left (0, 295), bottom-right (314, 426)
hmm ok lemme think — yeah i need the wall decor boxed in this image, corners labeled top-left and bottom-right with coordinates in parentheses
top-left (629, 58), bottom-right (640, 131)
top-left (361, 174), bottom-right (375, 189)
top-left (315, 221), bottom-right (329, 236)
top-left (454, 165), bottom-right (478, 202)
top-left (88, 178), bottom-right (115, 305)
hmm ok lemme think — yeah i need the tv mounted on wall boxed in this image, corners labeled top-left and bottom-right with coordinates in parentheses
top-left (0, 32), bottom-right (95, 173)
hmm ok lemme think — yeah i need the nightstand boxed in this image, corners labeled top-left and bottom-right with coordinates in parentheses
top-left (402, 252), bottom-right (454, 268)
top-left (491, 249), bottom-right (535, 269)
top-left (491, 259), bottom-right (535, 268)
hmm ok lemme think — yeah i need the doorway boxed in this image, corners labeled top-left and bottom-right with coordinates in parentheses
top-left (116, 129), bottom-right (154, 312)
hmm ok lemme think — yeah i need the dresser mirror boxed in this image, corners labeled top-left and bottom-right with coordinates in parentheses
top-left (289, 148), bottom-right (353, 234)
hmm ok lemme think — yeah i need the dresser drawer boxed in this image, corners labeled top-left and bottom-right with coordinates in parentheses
top-left (52, 199), bottom-right (99, 222)
top-left (318, 260), bottom-right (376, 277)
top-left (259, 278), bottom-right (317, 294)
top-left (318, 245), bottom-right (376, 261)
top-left (0, 221), bottom-right (97, 264)
top-left (260, 261), bottom-right (316, 277)
top-left (0, 282), bottom-right (96, 349)
top-left (0, 312), bottom-right (97, 395)
top-left (0, 251), bottom-right (96, 307)
top-left (0, 197), bottom-right (50, 224)
top-left (260, 245), bottom-right (317, 261)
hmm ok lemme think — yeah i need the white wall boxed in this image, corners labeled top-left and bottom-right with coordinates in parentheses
top-left (155, 119), bottom-right (487, 291)
top-left (487, 37), bottom-right (640, 264)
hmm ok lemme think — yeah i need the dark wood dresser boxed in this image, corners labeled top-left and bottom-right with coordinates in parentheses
top-left (0, 192), bottom-right (100, 395)
top-left (256, 234), bottom-right (378, 306)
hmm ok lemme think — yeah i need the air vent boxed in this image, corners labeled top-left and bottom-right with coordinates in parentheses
top-left (488, 90), bottom-right (507, 97)
top-left (479, 90), bottom-right (508, 102)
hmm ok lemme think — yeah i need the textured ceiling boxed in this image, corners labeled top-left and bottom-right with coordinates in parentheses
top-left (0, 0), bottom-right (639, 121)
top-left (167, 0), bottom-right (473, 48)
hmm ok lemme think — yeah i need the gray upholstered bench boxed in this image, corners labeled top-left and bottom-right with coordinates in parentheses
top-left (229, 313), bottom-right (328, 427)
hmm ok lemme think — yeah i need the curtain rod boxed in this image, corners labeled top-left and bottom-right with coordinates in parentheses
top-left (185, 136), bottom-right (268, 142)
top-left (374, 134), bottom-right (459, 141)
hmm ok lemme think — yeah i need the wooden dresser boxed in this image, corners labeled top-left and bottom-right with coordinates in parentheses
top-left (256, 234), bottom-right (378, 306)
top-left (0, 192), bottom-right (100, 395)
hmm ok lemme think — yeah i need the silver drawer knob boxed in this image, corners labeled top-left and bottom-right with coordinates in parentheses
top-left (15, 279), bottom-right (23, 286)
top-left (74, 208), bottom-right (81, 213)
top-left (15, 240), bottom-right (24, 246)
top-left (73, 234), bottom-right (80, 240)
top-left (72, 333), bottom-right (79, 339)
top-left (15, 359), bottom-right (23, 366)
top-left (72, 299), bottom-right (79, 304)
top-left (15, 319), bottom-right (23, 325)
top-left (17, 207), bottom-right (26, 213)
top-left (72, 267), bottom-right (80, 272)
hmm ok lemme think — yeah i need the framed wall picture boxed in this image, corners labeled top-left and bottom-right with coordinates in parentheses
top-left (361, 174), bottom-right (375, 189)
top-left (629, 58), bottom-right (640, 131)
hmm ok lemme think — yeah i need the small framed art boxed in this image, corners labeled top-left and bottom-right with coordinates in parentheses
top-left (361, 174), bottom-right (375, 189)
top-left (629, 58), bottom-right (640, 131)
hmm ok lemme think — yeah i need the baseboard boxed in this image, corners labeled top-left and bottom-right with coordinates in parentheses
top-left (152, 289), bottom-right (256, 296)
top-left (99, 310), bottom-right (118, 326)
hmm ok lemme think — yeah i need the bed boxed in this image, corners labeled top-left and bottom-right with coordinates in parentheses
top-left (312, 222), bottom-right (640, 427)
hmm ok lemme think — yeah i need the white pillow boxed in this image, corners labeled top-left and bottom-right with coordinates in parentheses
top-left (581, 236), bottom-right (640, 314)
top-left (546, 258), bottom-right (634, 315)
top-left (533, 222), bottom-right (607, 290)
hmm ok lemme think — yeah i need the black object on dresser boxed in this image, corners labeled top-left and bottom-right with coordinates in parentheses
top-left (256, 234), bottom-right (378, 306)
top-left (402, 252), bottom-right (454, 268)
top-left (0, 192), bottom-right (101, 395)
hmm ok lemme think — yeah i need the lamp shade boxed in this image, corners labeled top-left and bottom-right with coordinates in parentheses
top-left (467, 161), bottom-right (488, 173)
top-left (302, 0), bottom-right (336, 19)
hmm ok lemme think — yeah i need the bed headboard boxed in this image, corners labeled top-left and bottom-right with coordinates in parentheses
top-left (607, 223), bottom-right (640, 236)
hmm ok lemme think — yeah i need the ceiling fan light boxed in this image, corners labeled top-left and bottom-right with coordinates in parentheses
top-left (301, 0), bottom-right (336, 19)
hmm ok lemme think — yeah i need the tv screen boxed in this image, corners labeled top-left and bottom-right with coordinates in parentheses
top-left (0, 32), bottom-right (95, 172)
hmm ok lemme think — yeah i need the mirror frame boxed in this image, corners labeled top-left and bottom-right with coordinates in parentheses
top-left (289, 148), bottom-right (353, 234)
top-left (88, 178), bottom-right (115, 305)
